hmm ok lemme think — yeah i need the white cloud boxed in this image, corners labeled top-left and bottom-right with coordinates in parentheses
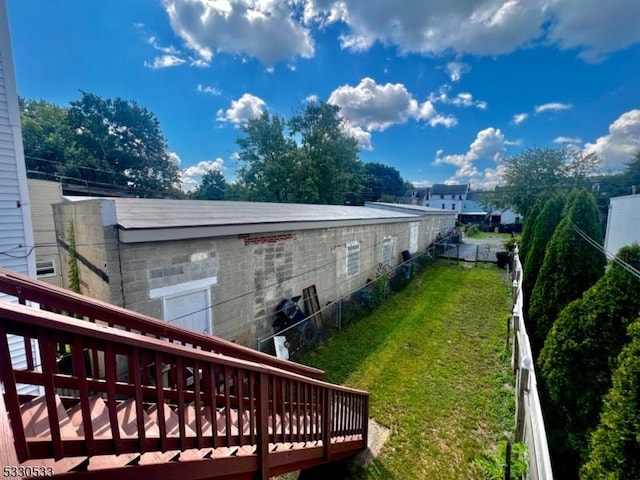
top-left (434, 127), bottom-right (506, 184)
top-left (327, 77), bottom-right (456, 149)
top-left (181, 158), bottom-right (225, 191)
top-left (168, 152), bottom-right (182, 166)
top-left (344, 124), bottom-right (373, 150)
top-left (162, 0), bottom-right (314, 66)
top-left (328, 77), bottom-right (421, 131)
top-left (446, 61), bottom-right (470, 82)
top-left (196, 84), bottom-right (221, 96)
top-left (303, 0), bottom-right (640, 61)
top-left (304, 0), bottom-right (545, 56)
top-left (305, 94), bottom-right (319, 103)
top-left (584, 109), bottom-right (640, 171)
top-left (217, 93), bottom-right (266, 125)
top-left (144, 54), bottom-right (186, 69)
top-left (430, 87), bottom-right (487, 110)
top-left (545, 0), bottom-right (640, 62)
top-left (512, 113), bottom-right (528, 125)
top-left (189, 58), bottom-right (210, 68)
top-left (553, 136), bottom-right (583, 144)
top-left (534, 102), bottom-right (573, 114)
top-left (328, 77), bottom-right (456, 130)
top-left (473, 165), bottom-right (507, 190)
top-left (428, 115), bottom-right (458, 128)
top-left (450, 92), bottom-right (487, 109)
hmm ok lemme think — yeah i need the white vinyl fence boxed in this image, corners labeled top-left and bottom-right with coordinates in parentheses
top-left (510, 247), bottom-right (553, 480)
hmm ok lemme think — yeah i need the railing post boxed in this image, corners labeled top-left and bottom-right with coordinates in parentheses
top-left (0, 324), bottom-right (27, 463)
top-left (515, 357), bottom-right (531, 442)
top-left (257, 373), bottom-right (270, 480)
top-left (323, 389), bottom-right (333, 462)
top-left (511, 305), bottom-right (521, 371)
top-left (362, 395), bottom-right (369, 449)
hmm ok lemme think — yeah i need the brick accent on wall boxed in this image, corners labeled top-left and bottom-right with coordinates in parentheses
top-left (243, 234), bottom-right (295, 246)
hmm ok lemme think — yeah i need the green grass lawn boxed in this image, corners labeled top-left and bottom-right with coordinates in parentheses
top-left (300, 262), bottom-right (514, 479)
top-left (467, 231), bottom-right (519, 240)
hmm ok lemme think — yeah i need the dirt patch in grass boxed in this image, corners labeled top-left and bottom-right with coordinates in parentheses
top-left (300, 261), bottom-right (514, 479)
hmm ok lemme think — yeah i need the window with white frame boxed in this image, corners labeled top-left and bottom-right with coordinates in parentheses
top-left (381, 237), bottom-right (393, 265)
top-left (409, 222), bottom-right (419, 254)
top-left (36, 259), bottom-right (57, 278)
top-left (346, 242), bottom-right (360, 278)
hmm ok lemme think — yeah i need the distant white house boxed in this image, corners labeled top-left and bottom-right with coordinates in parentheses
top-left (401, 183), bottom-right (470, 214)
top-left (605, 194), bottom-right (640, 256)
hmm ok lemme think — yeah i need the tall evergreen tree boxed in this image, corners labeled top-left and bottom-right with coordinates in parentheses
top-left (518, 198), bottom-right (542, 263)
top-left (523, 194), bottom-right (566, 320)
top-left (540, 244), bottom-right (640, 458)
top-left (528, 190), bottom-right (605, 349)
top-left (581, 319), bottom-right (640, 480)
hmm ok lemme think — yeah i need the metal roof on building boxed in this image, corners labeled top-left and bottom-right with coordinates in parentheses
top-left (63, 197), bottom-right (454, 243)
top-left (364, 201), bottom-right (450, 215)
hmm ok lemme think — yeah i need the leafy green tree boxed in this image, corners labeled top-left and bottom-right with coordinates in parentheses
top-left (21, 93), bottom-right (181, 197)
top-left (236, 112), bottom-right (313, 203)
top-left (190, 170), bottom-right (227, 200)
top-left (540, 244), bottom-right (640, 458)
top-left (361, 162), bottom-right (406, 202)
top-left (20, 98), bottom-right (75, 178)
top-left (528, 190), bottom-right (605, 349)
top-left (523, 194), bottom-right (566, 320)
top-left (581, 319), bottom-right (640, 480)
top-left (289, 102), bottom-right (362, 204)
top-left (494, 146), bottom-right (600, 217)
top-left (66, 92), bottom-right (181, 197)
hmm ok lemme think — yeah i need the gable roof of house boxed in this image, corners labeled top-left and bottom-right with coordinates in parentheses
top-left (431, 183), bottom-right (470, 196)
top-left (62, 197), bottom-right (454, 243)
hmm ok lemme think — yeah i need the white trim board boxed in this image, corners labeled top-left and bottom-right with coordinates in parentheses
top-left (149, 276), bottom-right (218, 299)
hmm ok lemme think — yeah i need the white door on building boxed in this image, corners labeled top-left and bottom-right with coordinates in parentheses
top-left (164, 289), bottom-right (212, 334)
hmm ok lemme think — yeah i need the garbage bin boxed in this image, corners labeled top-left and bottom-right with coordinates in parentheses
top-left (496, 251), bottom-right (510, 269)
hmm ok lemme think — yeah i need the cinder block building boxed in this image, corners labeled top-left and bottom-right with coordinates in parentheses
top-left (53, 198), bottom-right (455, 346)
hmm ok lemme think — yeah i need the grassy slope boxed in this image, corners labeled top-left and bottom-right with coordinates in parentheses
top-left (300, 262), bottom-right (514, 479)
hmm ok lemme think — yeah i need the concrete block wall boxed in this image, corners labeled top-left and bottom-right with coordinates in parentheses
top-left (54, 198), bottom-right (455, 348)
top-left (118, 239), bottom-right (221, 321)
top-left (52, 200), bottom-right (122, 305)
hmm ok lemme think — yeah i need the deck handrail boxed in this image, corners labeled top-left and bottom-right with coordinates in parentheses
top-left (0, 300), bottom-right (368, 478)
top-left (0, 267), bottom-right (325, 380)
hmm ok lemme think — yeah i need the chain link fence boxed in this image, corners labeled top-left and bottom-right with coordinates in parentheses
top-left (257, 247), bottom-right (438, 361)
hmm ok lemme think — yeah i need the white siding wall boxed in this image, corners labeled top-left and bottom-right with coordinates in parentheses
top-left (1, 0), bottom-right (40, 394)
top-left (605, 195), bottom-right (640, 256)
top-left (0, 0), bottom-right (35, 285)
top-left (28, 179), bottom-right (63, 286)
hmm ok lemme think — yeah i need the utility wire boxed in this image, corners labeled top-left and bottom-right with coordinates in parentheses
top-left (570, 221), bottom-right (640, 280)
top-left (168, 222), bottom-right (454, 322)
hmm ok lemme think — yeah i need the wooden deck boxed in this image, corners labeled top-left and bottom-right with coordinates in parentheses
top-left (0, 269), bottom-right (369, 479)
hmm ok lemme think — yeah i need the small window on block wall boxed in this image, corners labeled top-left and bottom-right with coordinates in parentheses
top-left (36, 259), bottom-right (57, 278)
top-left (346, 242), bottom-right (360, 278)
top-left (381, 237), bottom-right (393, 265)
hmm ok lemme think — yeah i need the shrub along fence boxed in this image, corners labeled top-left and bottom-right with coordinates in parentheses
top-left (510, 247), bottom-right (553, 480)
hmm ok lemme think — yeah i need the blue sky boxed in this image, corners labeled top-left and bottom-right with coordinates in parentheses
top-left (6, 0), bottom-right (640, 191)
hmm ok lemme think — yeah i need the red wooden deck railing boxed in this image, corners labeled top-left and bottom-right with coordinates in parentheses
top-left (0, 301), bottom-right (369, 479)
top-left (0, 268), bottom-right (324, 380)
